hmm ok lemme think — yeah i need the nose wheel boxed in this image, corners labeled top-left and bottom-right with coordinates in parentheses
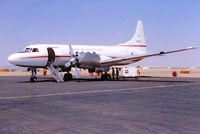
top-left (29, 68), bottom-right (38, 82)
top-left (30, 76), bottom-right (38, 82)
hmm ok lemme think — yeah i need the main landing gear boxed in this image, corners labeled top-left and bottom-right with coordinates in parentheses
top-left (64, 72), bottom-right (73, 81)
top-left (101, 72), bottom-right (111, 81)
top-left (29, 68), bottom-right (38, 82)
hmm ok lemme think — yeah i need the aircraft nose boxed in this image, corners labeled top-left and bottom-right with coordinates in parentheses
top-left (8, 54), bottom-right (17, 65)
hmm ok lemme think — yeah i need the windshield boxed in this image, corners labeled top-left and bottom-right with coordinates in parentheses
top-left (19, 47), bottom-right (39, 53)
top-left (24, 48), bottom-right (32, 52)
top-left (32, 48), bottom-right (39, 52)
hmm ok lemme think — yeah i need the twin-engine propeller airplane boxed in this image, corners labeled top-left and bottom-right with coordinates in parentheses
top-left (8, 20), bottom-right (197, 82)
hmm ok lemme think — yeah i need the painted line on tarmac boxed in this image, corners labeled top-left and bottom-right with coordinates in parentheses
top-left (0, 83), bottom-right (194, 101)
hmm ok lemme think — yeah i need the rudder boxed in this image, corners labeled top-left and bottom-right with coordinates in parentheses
top-left (119, 20), bottom-right (146, 47)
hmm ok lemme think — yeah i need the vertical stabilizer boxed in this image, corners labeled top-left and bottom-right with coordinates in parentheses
top-left (119, 20), bottom-right (146, 47)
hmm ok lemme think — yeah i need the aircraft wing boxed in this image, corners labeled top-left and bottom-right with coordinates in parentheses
top-left (100, 46), bottom-right (198, 66)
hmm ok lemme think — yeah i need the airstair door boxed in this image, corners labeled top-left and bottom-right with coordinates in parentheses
top-left (47, 47), bottom-right (64, 82)
top-left (47, 47), bottom-right (55, 63)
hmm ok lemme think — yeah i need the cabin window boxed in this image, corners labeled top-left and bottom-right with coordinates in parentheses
top-left (32, 48), bottom-right (39, 52)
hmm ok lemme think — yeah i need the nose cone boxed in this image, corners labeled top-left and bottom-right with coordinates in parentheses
top-left (8, 54), bottom-right (17, 65)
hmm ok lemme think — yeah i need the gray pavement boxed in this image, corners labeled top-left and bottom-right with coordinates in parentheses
top-left (0, 76), bottom-right (200, 134)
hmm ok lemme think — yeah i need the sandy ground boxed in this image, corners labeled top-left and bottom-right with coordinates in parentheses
top-left (139, 68), bottom-right (200, 77)
top-left (0, 68), bottom-right (199, 78)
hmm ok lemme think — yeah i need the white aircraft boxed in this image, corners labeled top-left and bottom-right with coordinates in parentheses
top-left (8, 20), bottom-right (197, 82)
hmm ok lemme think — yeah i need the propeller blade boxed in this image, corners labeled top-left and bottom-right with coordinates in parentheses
top-left (69, 44), bottom-right (74, 56)
top-left (74, 67), bottom-right (80, 79)
top-left (64, 62), bottom-right (71, 68)
top-left (65, 44), bottom-right (80, 79)
top-left (64, 44), bottom-right (76, 68)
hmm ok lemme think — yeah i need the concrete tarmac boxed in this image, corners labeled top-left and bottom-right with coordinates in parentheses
top-left (0, 76), bottom-right (200, 134)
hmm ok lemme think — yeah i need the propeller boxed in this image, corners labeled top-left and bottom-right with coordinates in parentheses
top-left (65, 44), bottom-right (80, 79)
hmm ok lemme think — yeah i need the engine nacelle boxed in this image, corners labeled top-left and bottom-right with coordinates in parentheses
top-left (77, 52), bottom-right (101, 67)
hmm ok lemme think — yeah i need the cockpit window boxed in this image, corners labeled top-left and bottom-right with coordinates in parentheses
top-left (24, 48), bottom-right (32, 52)
top-left (22, 47), bottom-right (39, 53)
top-left (32, 48), bottom-right (39, 52)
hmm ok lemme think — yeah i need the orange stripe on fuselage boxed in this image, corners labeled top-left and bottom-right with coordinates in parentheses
top-left (55, 56), bottom-right (71, 58)
top-left (20, 55), bottom-right (71, 59)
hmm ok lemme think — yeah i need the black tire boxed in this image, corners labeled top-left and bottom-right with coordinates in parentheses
top-left (30, 77), bottom-right (35, 82)
top-left (64, 73), bottom-right (73, 81)
top-left (101, 74), bottom-right (111, 81)
top-left (101, 74), bottom-right (106, 81)
top-left (106, 74), bottom-right (111, 81)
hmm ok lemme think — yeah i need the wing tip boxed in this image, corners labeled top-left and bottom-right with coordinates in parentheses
top-left (187, 46), bottom-right (198, 49)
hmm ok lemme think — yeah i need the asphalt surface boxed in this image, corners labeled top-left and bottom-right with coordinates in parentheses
top-left (0, 76), bottom-right (199, 134)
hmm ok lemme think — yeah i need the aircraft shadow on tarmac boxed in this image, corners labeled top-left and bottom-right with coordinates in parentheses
top-left (18, 78), bottom-right (102, 83)
top-left (17, 76), bottom-right (194, 83)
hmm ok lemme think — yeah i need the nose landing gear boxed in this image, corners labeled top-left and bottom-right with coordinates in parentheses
top-left (29, 68), bottom-right (38, 82)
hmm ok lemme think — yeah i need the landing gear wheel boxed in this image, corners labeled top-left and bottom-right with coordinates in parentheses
top-left (64, 73), bottom-right (73, 81)
top-left (30, 77), bottom-right (35, 82)
top-left (30, 76), bottom-right (37, 82)
top-left (29, 68), bottom-right (38, 82)
top-left (106, 74), bottom-right (111, 80)
top-left (101, 74), bottom-right (111, 81)
top-left (101, 74), bottom-right (106, 81)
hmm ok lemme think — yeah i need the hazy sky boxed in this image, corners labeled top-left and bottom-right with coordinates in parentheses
top-left (0, 0), bottom-right (199, 67)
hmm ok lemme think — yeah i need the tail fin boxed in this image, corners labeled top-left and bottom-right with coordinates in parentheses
top-left (119, 20), bottom-right (146, 47)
